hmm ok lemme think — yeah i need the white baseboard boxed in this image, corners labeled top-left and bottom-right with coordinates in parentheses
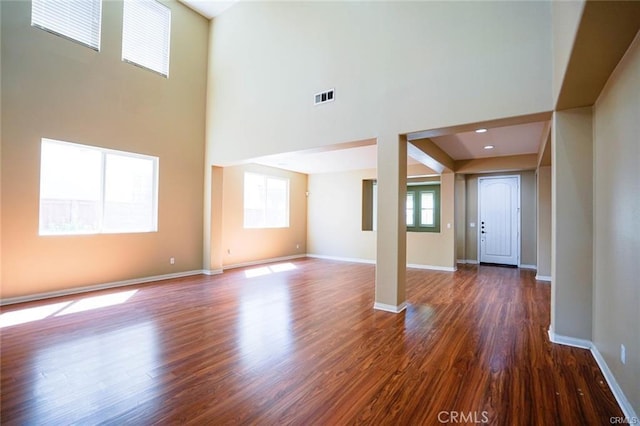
top-left (407, 263), bottom-right (456, 272)
top-left (308, 255), bottom-right (456, 272)
top-left (373, 301), bottom-right (407, 313)
top-left (535, 274), bottom-right (552, 282)
top-left (306, 254), bottom-right (376, 264)
top-left (548, 328), bottom-right (638, 420)
top-left (590, 345), bottom-right (638, 422)
top-left (0, 269), bottom-right (209, 306)
top-left (457, 259), bottom-right (479, 265)
top-left (547, 328), bottom-right (591, 349)
top-left (519, 264), bottom-right (537, 270)
top-left (223, 254), bottom-right (307, 270)
top-left (202, 269), bottom-right (223, 276)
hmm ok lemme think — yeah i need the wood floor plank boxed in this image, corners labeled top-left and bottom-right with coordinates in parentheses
top-left (0, 259), bottom-right (624, 424)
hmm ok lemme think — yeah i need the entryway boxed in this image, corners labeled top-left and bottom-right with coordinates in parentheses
top-left (478, 176), bottom-right (520, 266)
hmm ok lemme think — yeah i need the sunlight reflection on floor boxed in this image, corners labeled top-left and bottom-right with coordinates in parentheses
top-left (0, 289), bottom-right (138, 328)
top-left (244, 262), bottom-right (297, 278)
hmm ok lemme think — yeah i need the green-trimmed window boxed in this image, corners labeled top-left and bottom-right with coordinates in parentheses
top-left (406, 185), bottom-right (440, 232)
top-left (362, 180), bottom-right (441, 233)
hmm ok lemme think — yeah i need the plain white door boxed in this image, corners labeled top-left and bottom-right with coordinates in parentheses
top-left (479, 176), bottom-right (519, 265)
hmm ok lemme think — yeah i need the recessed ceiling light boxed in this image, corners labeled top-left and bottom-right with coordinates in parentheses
top-left (475, 128), bottom-right (488, 133)
top-left (484, 145), bottom-right (494, 150)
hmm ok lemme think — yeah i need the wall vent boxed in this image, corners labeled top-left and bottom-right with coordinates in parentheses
top-left (314, 88), bottom-right (335, 105)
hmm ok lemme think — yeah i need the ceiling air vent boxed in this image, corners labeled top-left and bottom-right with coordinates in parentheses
top-left (314, 88), bottom-right (335, 105)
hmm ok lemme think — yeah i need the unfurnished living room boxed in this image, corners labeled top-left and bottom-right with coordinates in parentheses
top-left (1, 0), bottom-right (639, 424)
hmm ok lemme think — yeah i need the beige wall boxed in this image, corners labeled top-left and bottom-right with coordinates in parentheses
top-left (308, 168), bottom-right (456, 270)
top-left (551, 0), bottom-right (586, 105)
top-left (455, 175), bottom-right (466, 261)
top-left (206, 1), bottom-right (552, 166)
top-left (592, 33), bottom-right (640, 413)
top-left (221, 164), bottom-right (307, 268)
top-left (536, 166), bottom-right (552, 278)
top-left (1, 1), bottom-right (209, 299)
top-left (462, 171), bottom-right (537, 266)
top-left (307, 169), bottom-right (377, 262)
top-left (551, 107), bottom-right (593, 340)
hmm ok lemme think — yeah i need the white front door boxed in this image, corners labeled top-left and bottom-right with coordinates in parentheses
top-left (479, 176), bottom-right (520, 266)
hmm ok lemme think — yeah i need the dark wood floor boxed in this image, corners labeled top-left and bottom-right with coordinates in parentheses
top-left (0, 259), bottom-right (622, 424)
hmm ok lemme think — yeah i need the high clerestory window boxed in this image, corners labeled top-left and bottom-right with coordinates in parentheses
top-left (122, 0), bottom-right (171, 77)
top-left (31, 0), bottom-right (102, 50)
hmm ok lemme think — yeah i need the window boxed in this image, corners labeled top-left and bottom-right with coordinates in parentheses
top-left (39, 139), bottom-right (159, 235)
top-left (31, 0), bottom-right (102, 50)
top-left (244, 172), bottom-right (289, 229)
top-left (406, 185), bottom-right (440, 232)
top-left (362, 180), bottom-right (440, 233)
top-left (122, 0), bottom-right (171, 77)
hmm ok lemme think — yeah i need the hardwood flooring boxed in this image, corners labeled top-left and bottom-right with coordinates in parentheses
top-left (0, 259), bottom-right (623, 424)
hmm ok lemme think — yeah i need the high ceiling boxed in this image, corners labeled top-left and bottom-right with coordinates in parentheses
top-left (179, 0), bottom-right (551, 175)
top-left (179, 0), bottom-right (237, 19)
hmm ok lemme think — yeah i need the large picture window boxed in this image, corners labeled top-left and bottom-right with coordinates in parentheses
top-left (244, 172), bottom-right (289, 229)
top-left (31, 0), bottom-right (102, 50)
top-left (39, 139), bottom-right (159, 235)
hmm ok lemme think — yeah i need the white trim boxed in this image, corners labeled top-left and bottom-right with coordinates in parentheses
top-left (0, 270), bottom-right (207, 306)
top-left (591, 345), bottom-right (638, 422)
top-left (202, 269), bottom-right (223, 276)
top-left (457, 259), bottom-right (479, 265)
top-left (306, 254), bottom-right (376, 265)
top-left (373, 301), bottom-right (407, 313)
top-left (535, 275), bottom-right (552, 282)
top-left (223, 254), bottom-right (307, 270)
top-left (519, 264), bottom-right (537, 270)
top-left (407, 263), bottom-right (456, 272)
top-left (547, 328), bottom-right (591, 349)
top-left (548, 328), bottom-right (638, 420)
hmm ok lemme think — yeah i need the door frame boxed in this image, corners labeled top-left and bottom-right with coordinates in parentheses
top-left (477, 175), bottom-right (521, 266)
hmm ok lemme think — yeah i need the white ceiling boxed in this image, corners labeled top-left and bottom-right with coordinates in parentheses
top-left (179, 0), bottom-right (237, 19)
top-left (251, 144), bottom-right (420, 175)
top-left (429, 121), bottom-right (547, 161)
top-left (249, 120), bottom-right (549, 174)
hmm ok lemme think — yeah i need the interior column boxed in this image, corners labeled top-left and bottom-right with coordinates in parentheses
top-left (374, 133), bottom-right (407, 312)
top-left (551, 108), bottom-right (593, 341)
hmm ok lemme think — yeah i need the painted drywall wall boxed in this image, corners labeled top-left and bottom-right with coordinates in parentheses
top-left (1, 1), bottom-right (209, 299)
top-left (307, 169), bottom-right (377, 262)
top-left (206, 1), bottom-right (552, 166)
top-left (221, 164), bottom-right (307, 268)
top-left (593, 33), bottom-right (640, 413)
top-left (552, 0), bottom-right (586, 105)
top-left (307, 167), bottom-right (456, 270)
top-left (536, 166), bottom-right (552, 278)
top-left (551, 107), bottom-right (593, 341)
top-left (463, 171), bottom-right (537, 266)
top-left (455, 175), bottom-right (466, 261)
top-left (0, 1), bottom-right (3, 287)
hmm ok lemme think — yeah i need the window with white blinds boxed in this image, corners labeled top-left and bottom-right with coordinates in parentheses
top-left (122, 0), bottom-right (171, 77)
top-left (31, 0), bottom-right (102, 50)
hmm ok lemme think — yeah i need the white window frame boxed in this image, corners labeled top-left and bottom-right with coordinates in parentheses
top-left (122, 0), bottom-right (172, 77)
top-left (39, 138), bottom-right (159, 236)
top-left (243, 172), bottom-right (290, 229)
top-left (31, 0), bottom-right (102, 51)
